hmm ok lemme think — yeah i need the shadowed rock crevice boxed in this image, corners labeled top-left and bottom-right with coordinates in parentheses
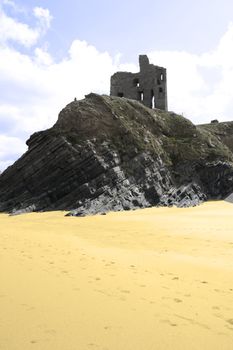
top-left (0, 93), bottom-right (233, 216)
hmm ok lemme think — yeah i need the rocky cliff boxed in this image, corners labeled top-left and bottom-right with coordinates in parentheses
top-left (0, 93), bottom-right (233, 216)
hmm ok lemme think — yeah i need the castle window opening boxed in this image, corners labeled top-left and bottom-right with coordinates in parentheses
top-left (152, 97), bottom-right (155, 108)
top-left (118, 92), bottom-right (124, 97)
top-left (160, 73), bottom-right (164, 81)
top-left (151, 90), bottom-right (155, 109)
top-left (159, 87), bottom-right (163, 93)
top-left (133, 78), bottom-right (140, 87)
top-left (138, 91), bottom-right (144, 101)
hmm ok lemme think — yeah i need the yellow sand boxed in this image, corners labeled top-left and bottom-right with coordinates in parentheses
top-left (0, 201), bottom-right (233, 350)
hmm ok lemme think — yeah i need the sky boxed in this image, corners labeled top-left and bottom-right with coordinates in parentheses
top-left (1, 0), bottom-right (233, 171)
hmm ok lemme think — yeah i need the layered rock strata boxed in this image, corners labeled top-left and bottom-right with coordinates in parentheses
top-left (0, 93), bottom-right (233, 216)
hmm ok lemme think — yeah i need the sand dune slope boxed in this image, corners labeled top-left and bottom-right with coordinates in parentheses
top-left (0, 201), bottom-right (233, 350)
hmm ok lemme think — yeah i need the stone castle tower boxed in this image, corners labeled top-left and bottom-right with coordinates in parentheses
top-left (110, 55), bottom-right (167, 111)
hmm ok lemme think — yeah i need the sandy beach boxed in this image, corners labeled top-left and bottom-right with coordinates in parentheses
top-left (0, 201), bottom-right (233, 350)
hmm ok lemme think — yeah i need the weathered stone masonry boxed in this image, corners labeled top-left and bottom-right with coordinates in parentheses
top-left (110, 55), bottom-right (168, 111)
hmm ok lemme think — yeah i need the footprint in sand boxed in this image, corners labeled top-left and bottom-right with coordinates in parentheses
top-left (161, 319), bottom-right (177, 327)
top-left (162, 286), bottom-right (170, 290)
top-left (174, 298), bottom-right (183, 303)
top-left (44, 329), bottom-right (56, 335)
top-left (212, 306), bottom-right (220, 310)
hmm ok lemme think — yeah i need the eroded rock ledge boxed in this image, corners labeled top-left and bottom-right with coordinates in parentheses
top-left (1, 93), bottom-right (233, 216)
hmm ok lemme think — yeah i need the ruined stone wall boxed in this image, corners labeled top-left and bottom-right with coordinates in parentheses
top-left (110, 55), bottom-right (167, 111)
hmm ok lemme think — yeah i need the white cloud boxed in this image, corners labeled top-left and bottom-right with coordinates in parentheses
top-left (0, 135), bottom-right (27, 163)
top-left (34, 47), bottom-right (53, 66)
top-left (0, 4), bottom-right (52, 47)
top-left (33, 7), bottom-right (53, 33)
top-left (0, 9), bottom-right (39, 47)
top-left (2, 0), bottom-right (25, 13)
top-left (0, 7), bottom-right (233, 173)
top-left (148, 22), bottom-right (233, 121)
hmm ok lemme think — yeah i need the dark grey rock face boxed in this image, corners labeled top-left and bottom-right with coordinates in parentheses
top-left (0, 93), bottom-right (233, 216)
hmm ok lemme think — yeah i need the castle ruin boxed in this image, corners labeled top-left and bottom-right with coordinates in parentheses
top-left (110, 55), bottom-right (167, 110)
